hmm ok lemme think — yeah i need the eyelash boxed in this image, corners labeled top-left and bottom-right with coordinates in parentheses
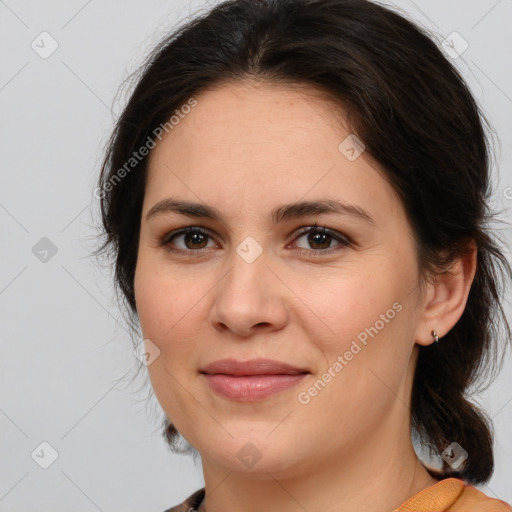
top-left (159, 223), bottom-right (352, 258)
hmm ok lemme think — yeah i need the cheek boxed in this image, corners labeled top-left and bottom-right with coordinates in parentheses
top-left (134, 262), bottom-right (215, 370)
top-left (134, 266), bottom-right (166, 340)
top-left (299, 281), bottom-right (414, 426)
top-left (134, 265), bottom-right (204, 418)
top-left (135, 261), bottom-right (188, 335)
top-left (297, 262), bottom-right (418, 397)
top-left (294, 267), bottom-right (398, 350)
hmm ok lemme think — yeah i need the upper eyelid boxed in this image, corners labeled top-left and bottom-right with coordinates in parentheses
top-left (292, 225), bottom-right (350, 244)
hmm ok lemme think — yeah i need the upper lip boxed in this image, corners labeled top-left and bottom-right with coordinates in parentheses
top-left (200, 358), bottom-right (309, 376)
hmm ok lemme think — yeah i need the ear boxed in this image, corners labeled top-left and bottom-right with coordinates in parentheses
top-left (414, 240), bottom-right (478, 346)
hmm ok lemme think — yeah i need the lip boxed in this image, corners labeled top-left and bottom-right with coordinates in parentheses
top-left (202, 374), bottom-right (308, 401)
top-left (199, 358), bottom-right (310, 402)
top-left (200, 358), bottom-right (308, 376)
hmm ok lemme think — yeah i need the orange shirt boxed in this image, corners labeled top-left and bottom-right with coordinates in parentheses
top-left (394, 477), bottom-right (511, 511)
top-left (163, 478), bottom-right (511, 512)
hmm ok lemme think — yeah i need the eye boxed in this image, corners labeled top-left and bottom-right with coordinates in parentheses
top-left (160, 224), bottom-right (352, 256)
top-left (289, 224), bottom-right (351, 256)
top-left (160, 227), bottom-right (217, 254)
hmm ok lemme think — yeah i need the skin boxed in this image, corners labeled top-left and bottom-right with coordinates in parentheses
top-left (134, 79), bottom-right (477, 512)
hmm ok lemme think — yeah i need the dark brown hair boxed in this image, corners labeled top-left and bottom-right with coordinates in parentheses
top-left (95, 0), bottom-right (511, 484)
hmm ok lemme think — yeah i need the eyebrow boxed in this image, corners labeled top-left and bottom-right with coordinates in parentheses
top-left (146, 198), bottom-right (375, 226)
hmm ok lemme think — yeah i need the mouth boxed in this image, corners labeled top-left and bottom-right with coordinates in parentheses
top-left (199, 358), bottom-right (310, 401)
top-left (200, 357), bottom-right (309, 376)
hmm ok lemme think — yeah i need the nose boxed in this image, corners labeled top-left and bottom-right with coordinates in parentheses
top-left (208, 246), bottom-right (289, 338)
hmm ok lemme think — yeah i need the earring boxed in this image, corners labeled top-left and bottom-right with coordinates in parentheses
top-left (431, 330), bottom-right (439, 343)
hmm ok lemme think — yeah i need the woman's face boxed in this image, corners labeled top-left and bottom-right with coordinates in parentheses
top-left (134, 80), bottom-right (429, 476)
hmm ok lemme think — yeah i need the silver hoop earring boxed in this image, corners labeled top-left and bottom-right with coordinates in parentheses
top-left (431, 330), bottom-right (439, 343)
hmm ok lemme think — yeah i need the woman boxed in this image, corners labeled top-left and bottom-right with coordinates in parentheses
top-left (95, 0), bottom-right (512, 510)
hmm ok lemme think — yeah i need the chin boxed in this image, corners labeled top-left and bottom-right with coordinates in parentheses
top-left (199, 434), bottom-right (306, 476)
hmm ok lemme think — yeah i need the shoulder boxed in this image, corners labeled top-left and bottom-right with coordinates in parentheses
top-left (162, 488), bottom-right (205, 512)
top-left (395, 477), bottom-right (511, 512)
top-left (449, 482), bottom-right (511, 512)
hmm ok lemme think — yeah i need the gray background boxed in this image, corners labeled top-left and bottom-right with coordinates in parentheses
top-left (1, 1), bottom-right (511, 510)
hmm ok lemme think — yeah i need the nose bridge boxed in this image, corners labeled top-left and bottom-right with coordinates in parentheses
top-left (209, 237), bottom-right (288, 334)
top-left (220, 238), bottom-right (272, 303)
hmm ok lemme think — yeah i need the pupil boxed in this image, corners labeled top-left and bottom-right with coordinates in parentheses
top-left (310, 232), bottom-right (330, 249)
top-left (186, 232), bottom-right (207, 249)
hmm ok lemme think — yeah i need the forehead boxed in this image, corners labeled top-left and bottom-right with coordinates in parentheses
top-left (148, 79), bottom-right (352, 169)
top-left (173, 79), bottom-right (349, 143)
top-left (144, 79), bottom-right (400, 223)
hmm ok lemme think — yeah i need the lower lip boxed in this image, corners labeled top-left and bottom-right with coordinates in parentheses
top-left (202, 373), bottom-right (308, 401)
